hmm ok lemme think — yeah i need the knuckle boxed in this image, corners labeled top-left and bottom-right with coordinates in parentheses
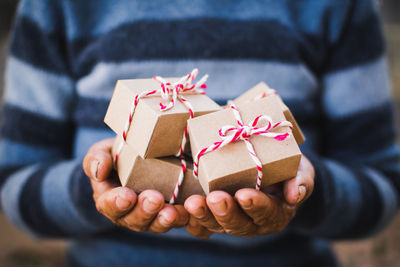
top-left (129, 224), bottom-right (148, 232)
top-left (113, 219), bottom-right (125, 228)
top-left (224, 228), bottom-right (251, 236)
top-left (151, 228), bottom-right (168, 234)
top-left (159, 216), bottom-right (175, 227)
top-left (223, 228), bottom-right (235, 235)
top-left (253, 216), bottom-right (270, 226)
top-left (187, 226), bottom-right (203, 237)
top-left (149, 225), bottom-right (168, 233)
top-left (123, 217), bottom-right (149, 232)
top-left (237, 230), bottom-right (253, 237)
top-left (199, 217), bottom-right (219, 228)
top-left (197, 214), bottom-right (212, 223)
top-left (232, 220), bottom-right (253, 232)
top-left (125, 217), bottom-right (159, 232)
top-left (252, 212), bottom-right (266, 223)
top-left (198, 218), bottom-right (218, 230)
top-left (223, 222), bottom-right (252, 236)
top-left (209, 226), bottom-right (224, 233)
top-left (217, 214), bottom-right (233, 225)
top-left (248, 204), bottom-right (266, 216)
top-left (251, 210), bottom-right (267, 223)
top-left (236, 223), bottom-right (255, 236)
top-left (141, 213), bottom-right (157, 223)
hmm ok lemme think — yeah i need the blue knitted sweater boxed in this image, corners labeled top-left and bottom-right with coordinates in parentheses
top-left (1, 0), bottom-right (399, 266)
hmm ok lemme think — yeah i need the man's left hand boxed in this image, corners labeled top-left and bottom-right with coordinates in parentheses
top-left (184, 155), bottom-right (314, 238)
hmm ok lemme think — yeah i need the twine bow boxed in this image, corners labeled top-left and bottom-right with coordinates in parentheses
top-left (193, 103), bottom-right (292, 190)
top-left (154, 68), bottom-right (208, 114)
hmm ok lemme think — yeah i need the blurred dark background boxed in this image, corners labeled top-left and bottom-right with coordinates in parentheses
top-left (0, 1), bottom-right (399, 266)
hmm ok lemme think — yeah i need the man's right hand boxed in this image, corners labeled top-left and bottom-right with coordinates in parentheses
top-left (83, 138), bottom-right (189, 233)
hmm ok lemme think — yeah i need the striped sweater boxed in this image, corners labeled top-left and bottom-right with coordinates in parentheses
top-left (1, 0), bottom-right (399, 266)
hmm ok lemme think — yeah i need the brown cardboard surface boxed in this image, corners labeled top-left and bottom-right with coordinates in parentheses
top-left (233, 82), bottom-right (306, 145)
top-left (233, 82), bottom-right (278, 107)
top-left (112, 136), bottom-right (205, 204)
top-left (188, 97), bottom-right (301, 195)
top-left (283, 108), bottom-right (306, 146)
top-left (104, 78), bottom-right (220, 158)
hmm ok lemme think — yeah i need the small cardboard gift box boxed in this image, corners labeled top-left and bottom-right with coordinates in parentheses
top-left (233, 82), bottom-right (306, 145)
top-left (112, 136), bottom-right (205, 204)
top-left (188, 96), bottom-right (301, 195)
top-left (104, 77), bottom-right (220, 158)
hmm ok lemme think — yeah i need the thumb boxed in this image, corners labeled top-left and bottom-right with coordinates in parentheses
top-left (83, 138), bottom-right (115, 181)
top-left (283, 155), bottom-right (314, 206)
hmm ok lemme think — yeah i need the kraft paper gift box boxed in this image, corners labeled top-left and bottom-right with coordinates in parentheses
top-left (112, 136), bottom-right (205, 204)
top-left (104, 76), bottom-right (220, 158)
top-left (188, 96), bottom-right (302, 195)
top-left (233, 82), bottom-right (306, 145)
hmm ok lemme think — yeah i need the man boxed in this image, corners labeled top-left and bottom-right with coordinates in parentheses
top-left (1, 0), bottom-right (399, 266)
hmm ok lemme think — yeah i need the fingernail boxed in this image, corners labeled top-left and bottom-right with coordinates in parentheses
top-left (143, 197), bottom-right (161, 213)
top-left (297, 185), bottom-right (306, 204)
top-left (116, 192), bottom-right (132, 211)
top-left (193, 206), bottom-right (206, 219)
top-left (210, 200), bottom-right (227, 216)
top-left (159, 213), bottom-right (174, 226)
top-left (90, 160), bottom-right (99, 180)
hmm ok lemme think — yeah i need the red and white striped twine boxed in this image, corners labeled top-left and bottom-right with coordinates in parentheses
top-left (193, 103), bottom-right (292, 190)
top-left (114, 68), bottom-right (208, 204)
top-left (251, 87), bottom-right (277, 101)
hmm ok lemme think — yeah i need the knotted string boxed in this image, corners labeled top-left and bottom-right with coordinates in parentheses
top-left (251, 87), bottom-right (277, 101)
top-left (193, 103), bottom-right (292, 190)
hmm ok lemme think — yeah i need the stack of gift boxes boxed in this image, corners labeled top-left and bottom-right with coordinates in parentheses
top-left (104, 69), bottom-right (305, 204)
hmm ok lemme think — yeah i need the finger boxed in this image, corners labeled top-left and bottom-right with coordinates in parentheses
top-left (260, 201), bottom-right (297, 234)
top-left (237, 189), bottom-right (297, 235)
top-left (174, 205), bottom-right (190, 228)
top-left (91, 179), bottom-right (116, 202)
top-left (235, 188), bottom-right (277, 226)
top-left (95, 187), bottom-right (137, 222)
top-left (148, 204), bottom-right (179, 233)
top-left (284, 155), bottom-right (315, 206)
top-left (121, 190), bottom-right (164, 232)
top-left (90, 170), bottom-right (121, 200)
top-left (83, 138), bottom-right (115, 181)
top-left (207, 191), bottom-right (257, 236)
top-left (184, 195), bottom-right (223, 233)
top-left (186, 216), bottom-right (214, 239)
